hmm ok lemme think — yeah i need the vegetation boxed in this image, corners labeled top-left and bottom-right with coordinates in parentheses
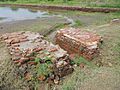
top-left (72, 56), bottom-right (96, 67)
top-left (74, 20), bottom-right (83, 27)
top-left (0, 0), bottom-right (120, 8)
top-left (0, 0), bottom-right (120, 89)
top-left (34, 56), bottom-right (53, 79)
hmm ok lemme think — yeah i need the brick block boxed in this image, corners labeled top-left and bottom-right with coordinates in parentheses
top-left (55, 28), bottom-right (103, 60)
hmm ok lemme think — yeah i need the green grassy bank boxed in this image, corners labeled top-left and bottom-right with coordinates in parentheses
top-left (0, 0), bottom-right (120, 8)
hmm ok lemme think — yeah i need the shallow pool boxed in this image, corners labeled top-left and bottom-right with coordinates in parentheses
top-left (0, 6), bottom-right (49, 23)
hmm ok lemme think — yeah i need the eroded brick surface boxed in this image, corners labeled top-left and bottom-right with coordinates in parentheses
top-left (55, 28), bottom-right (103, 60)
top-left (0, 31), bottom-right (73, 84)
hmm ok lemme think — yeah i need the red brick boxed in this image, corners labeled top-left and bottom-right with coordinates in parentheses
top-left (55, 28), bottom-right (102, 60)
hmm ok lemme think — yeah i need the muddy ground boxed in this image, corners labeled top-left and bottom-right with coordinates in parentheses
top-left (0, 16), bottom-right (68, 34)
top-left (0, 10), bottom-right (120, 90)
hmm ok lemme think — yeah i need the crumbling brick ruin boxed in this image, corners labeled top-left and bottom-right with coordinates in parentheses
top-left (55, 28), bottom-right (103, 60)
top-left (0, 28), bottom-right (102, 84)
top-left (0, 31), bottom-right (73, 84)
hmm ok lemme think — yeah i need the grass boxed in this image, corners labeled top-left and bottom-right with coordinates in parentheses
top-left (51, 11), bottom-right (120, 28)
top-left (35, 56), bottom-right (53, 77)
top-left (72, 56), bottom-right (95, 67)
top-left (59, 66), bottom-right (120, 90)
top-left (61, 68), bottom-right (86, 90)
top-left (46, 10), bottom-right (120, 90)
top-left (59, 67), bottom-right (96, 90)
top-left (0, 6), bottom-right (120, 90)
top-left (0, 0), bottom-right (120, 8)
top-left (74, 20), bottom-right (83, 27)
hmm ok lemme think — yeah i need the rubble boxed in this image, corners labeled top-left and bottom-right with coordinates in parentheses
top-left (55, 28), bottom-right (103, 60)
top-left (0, 31), bottom-right (73, 84)
top-left (0, 28), bottom-right (103, 85)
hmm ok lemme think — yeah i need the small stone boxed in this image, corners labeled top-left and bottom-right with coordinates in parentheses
top-left (20, 39), bottom-right (29, 42)
top-left (11, 39), bottom-right (20, 44)
top-left (108, 62), bottom-right (112, 67)
top-left (33, 47), bottom-right (43, 52)
top-left (28, 62), bottom-right (37, 65)
top-left (0, 27), bottom-right (3, 29)
top-left (49, 74), bottom-right (55, 80)
top-left (25, 73), bottom-right (32, 81)
top-left (38, 75), bottom-right (46, 81)
top-left (79, 63), bottom-right (85, 68)
top-left (12, 57), bottom-right (21, 61)
top-left (12, 44), bottom-right (20, 47)
top-left (29, 57), bottom-right (35, 61)
top-left (54, 76), bottom-right (60, 84)
top-left (5, 39), bottom-right (13, 44)
top-left (56, 61), bottom-right (67, 68)
top-left (49, 48), bottom-right (58, 52)
top-left (54, 80), bottom-right (59, 84)
top-left (69, 54), bottom-right (76, 60)
top-left (73, 64), bottom-right (77, 67)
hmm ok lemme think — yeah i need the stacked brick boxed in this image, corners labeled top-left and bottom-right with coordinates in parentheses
top-left (55, 28), bottom-right (103, 60)
top-left (0, 31), bottom-right (73, 84)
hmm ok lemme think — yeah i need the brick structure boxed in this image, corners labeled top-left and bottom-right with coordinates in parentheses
top-left (0, 31), bottom-right (73, 83)
top-left (55, 28), bottom-right (103, 60)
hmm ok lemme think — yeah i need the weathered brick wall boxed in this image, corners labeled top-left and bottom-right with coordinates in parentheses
top-left (55, 28), bottom-right (103, 60)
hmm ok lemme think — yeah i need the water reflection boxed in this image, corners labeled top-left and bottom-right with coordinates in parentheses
top-left (0, 6), bottom-right (49, 23)
top-left (0, 6), bottom-right (75, 26)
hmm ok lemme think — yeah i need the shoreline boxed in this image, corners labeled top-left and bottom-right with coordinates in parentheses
top-left (0, 4), bottom-right (120, 13)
